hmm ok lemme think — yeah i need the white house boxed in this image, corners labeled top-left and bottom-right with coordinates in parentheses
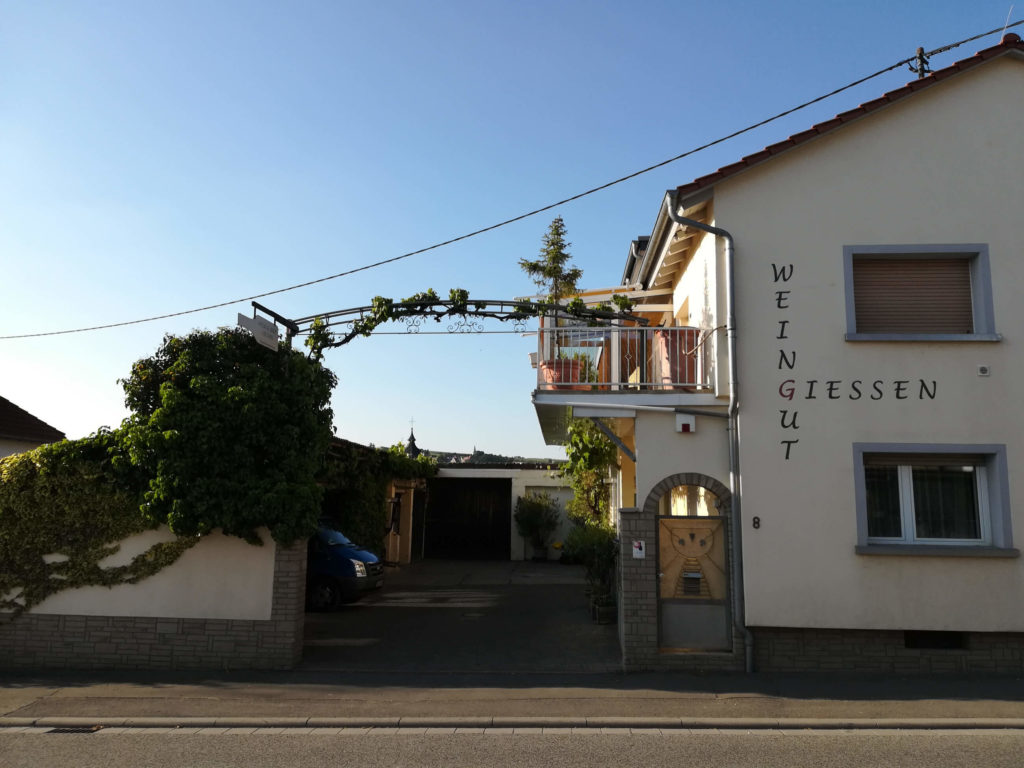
top-left (531, 33), bottom-right (1024, 672)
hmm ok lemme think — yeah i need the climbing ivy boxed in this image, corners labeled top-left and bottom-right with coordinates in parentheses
top-left (0, 430), bottom-right (196, 616)
top-left (1, 328), bottom-right (337, 616)
top-left (318, 441), bottom-right (437, 553)
top-left (316, 287), bottom-right (636, 349)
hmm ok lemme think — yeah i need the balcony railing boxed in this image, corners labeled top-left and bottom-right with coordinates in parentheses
top-left (534, 322), bottom-right (712, 392)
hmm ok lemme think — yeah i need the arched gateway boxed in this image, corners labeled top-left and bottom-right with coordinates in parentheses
top-left (641, 473), bottom-right (733, 652)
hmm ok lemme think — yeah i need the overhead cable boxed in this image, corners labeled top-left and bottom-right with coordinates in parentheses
top-left (3, 20), bottom-right (1020, 342)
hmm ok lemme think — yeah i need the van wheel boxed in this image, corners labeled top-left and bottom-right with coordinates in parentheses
top-left (308, 577), bottom-right (341, 612)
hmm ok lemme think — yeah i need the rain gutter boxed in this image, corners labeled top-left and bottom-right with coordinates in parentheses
top-left (663, 190), bottom-right (754, 673)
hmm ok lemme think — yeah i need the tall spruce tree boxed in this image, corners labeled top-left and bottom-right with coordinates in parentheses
top-left (519, 216), bottom-right (583, 302)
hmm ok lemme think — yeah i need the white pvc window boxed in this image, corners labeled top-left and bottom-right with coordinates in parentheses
top-left (865, 461), bottom-right (989, 545)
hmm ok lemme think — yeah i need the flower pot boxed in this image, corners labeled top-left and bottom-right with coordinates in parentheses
top-left (539, 358), bottom-right (588, 390)
top-left (591, 600), bottom-right (617, 625)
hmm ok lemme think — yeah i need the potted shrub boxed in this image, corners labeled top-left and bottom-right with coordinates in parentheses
top-left (538, 351), bottom-right (597, 390)
top-left (521, 217), bottom-right (587, 386)
top-left (564, 522), bottom-right (618, 623)
top-left (514, 491), bottom-right (561, 561)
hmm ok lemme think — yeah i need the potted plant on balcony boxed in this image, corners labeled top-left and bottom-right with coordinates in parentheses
top-left (520, 217), bottom-right (587, 388)
top-left (514, 491), bottom-right (561, 561)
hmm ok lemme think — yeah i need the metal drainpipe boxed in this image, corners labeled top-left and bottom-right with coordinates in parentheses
top-left (664, 190), bottom-right (754, 673)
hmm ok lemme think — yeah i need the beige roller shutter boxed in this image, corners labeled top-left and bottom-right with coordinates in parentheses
top-left (853, 257), bottom-right (973, 334)
top-left (863, 453), bottom-right (985, 467)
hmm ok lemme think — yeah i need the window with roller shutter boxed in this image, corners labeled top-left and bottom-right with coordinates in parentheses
top-left (842, 244), bottom-right (999, 341)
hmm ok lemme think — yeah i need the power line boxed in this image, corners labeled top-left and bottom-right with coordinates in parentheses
top-left (3, 21), bottom-right (1020, 342)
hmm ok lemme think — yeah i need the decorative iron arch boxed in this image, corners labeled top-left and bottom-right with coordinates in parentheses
top-left (288, 291), bottom-right (647, 350)
top-left (641, 472), bottom-right (732, 518)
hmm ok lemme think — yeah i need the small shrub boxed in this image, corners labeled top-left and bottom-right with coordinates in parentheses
top-left (564, 522), bottom-right (617, 598)
top-left (514, 492), bottom-right (561, 550)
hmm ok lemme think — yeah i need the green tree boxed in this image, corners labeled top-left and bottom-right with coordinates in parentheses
top-left (563, 417), bottom-right (619, 525)
top-left (120, 328), bottom-right (337, 544)
top-left (519, 216), bottom-right (583, 302)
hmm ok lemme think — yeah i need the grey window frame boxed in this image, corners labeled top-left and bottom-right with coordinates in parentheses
top-left (843, 244), bottom-right (999, 341)
top-left (853, 443), bottom-right (1018, 557)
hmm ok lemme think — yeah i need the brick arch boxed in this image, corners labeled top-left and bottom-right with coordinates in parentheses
top-left (641, 473), bottom-right (731, 517)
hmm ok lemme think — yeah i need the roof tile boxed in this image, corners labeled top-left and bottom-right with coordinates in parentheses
top-left (675, 34), bottom-right (1024, 201)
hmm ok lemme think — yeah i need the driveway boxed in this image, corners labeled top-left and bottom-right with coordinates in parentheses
top-left (301, 560), bottom-right (621, 673)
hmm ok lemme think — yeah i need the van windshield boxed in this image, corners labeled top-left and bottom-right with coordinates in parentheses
top-left (320, 529), bottom-right (355, 547)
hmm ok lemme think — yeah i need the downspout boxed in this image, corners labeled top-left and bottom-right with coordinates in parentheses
top-left (664, 190), bottom-right (754, 673)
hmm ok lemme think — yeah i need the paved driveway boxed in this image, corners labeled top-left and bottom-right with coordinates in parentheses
top-left (301, 560), bottom-right (621, 673)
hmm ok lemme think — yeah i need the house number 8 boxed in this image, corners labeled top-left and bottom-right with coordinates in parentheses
top-left (752, 516), bottom-right (761, 529)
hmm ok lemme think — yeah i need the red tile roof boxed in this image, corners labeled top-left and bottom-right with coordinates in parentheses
top-left (0, 395), bottom-right (65, 444)
top-left (675, 33), bottom-right (1024, 201)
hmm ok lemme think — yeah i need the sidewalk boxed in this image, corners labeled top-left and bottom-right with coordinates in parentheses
top-left (4, 561), bottom-right (1024, 730)
top-left (4, 669), bottom-right (1024, 729)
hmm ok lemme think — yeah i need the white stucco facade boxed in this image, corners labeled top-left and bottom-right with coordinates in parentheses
top-left (0, 438), bottom-right (42, 458)
top-left (714, 55), bottom-right (1024, 632)
top-left (531, 42), bottom-right (1024, 671)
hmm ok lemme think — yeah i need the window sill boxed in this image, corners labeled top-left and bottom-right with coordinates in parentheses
top-left (856, 544), bottom-right (1020, 558)
top-left (845, 333), bottom-right (1002, 342)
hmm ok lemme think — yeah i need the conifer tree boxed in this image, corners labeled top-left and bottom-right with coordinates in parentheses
top-left (519, 216), bottom-right (583, 302)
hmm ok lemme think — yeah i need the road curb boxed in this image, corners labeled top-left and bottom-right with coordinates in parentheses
top-left (6, 716), bottom-right (1024, 731)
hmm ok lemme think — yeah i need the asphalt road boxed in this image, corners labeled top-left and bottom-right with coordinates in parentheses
top-left (4, 728), bottom-right (1024, 768)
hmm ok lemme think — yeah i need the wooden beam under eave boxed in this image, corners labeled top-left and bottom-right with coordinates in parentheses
top-left (667, 233), bottom-right (693, 254)
top-left (662, 251), bottom-right (689, 268)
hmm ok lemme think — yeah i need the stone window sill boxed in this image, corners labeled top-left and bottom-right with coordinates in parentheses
top-left (855, 544), bottom-right (1019, 558)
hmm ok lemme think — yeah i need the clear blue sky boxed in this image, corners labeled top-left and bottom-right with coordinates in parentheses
top-left (0, 1), bottom-right (1016, 458)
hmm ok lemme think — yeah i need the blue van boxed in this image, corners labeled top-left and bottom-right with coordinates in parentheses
top-left (305, 526), bottom-right (384, 610)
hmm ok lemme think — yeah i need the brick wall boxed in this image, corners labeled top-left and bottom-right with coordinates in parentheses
top-left (753, 627), bottom-right (1024, 674)
top-left (617, 506), bottom-right (746, 672)
top-left (0, 540), bottom-right (307, 671)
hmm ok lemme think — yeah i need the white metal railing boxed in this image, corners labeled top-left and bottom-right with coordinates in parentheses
top-left (534, 323), bottom-right (712, 391)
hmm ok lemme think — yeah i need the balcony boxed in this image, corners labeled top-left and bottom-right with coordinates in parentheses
top-left (533, 322), bottom-right (712, 392)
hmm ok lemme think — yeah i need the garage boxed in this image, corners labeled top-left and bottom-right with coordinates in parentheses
top-left (420, 477), bottom-right (511, 559)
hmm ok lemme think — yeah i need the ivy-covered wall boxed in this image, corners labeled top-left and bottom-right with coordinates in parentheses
top-left (0, 328), bottom-right (336, 619)
top-left (319, 439), bottom-right (436, 553)
top-left (0, 431), bottom-right (194, 616)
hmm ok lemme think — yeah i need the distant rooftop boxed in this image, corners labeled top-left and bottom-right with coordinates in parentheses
top-left (0, 396), bottom-right (65, 444)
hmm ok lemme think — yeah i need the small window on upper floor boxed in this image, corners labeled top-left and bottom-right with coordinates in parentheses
top-left (843, 244), bottom-right (999, 341)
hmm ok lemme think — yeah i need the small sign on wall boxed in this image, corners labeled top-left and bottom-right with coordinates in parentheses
top-left (632, 540), bottom-right (646, 559)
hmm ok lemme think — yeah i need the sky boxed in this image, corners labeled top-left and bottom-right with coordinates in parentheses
top-left (0, 0), bottom-right (1018, 459)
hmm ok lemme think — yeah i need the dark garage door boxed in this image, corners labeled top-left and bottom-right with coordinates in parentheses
top-left (423, 477), bottom-right (511, 559)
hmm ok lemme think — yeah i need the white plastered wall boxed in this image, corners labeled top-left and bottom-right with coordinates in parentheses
top-left (671, 228), bottom-right (726, 396)
top-left (710, 56), bottom-right (1024, 631)
top-left (0, 438), bottom-right (42, 458)
top-left (633, 410), bottom-right (730, 511)
top-left (28, 527), bottom-right (277, 620)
